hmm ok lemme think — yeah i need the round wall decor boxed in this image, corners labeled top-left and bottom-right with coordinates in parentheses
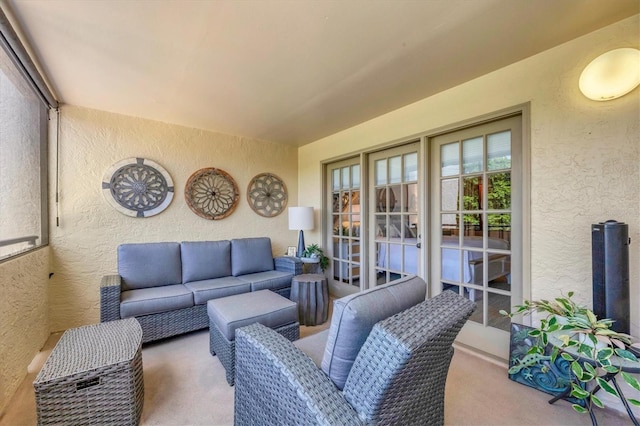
top-left (247, 173), bottom-right (288, 217)
top-left (185, 168), bottom-right (239, 220)
top-left (102, 157), bottom-right (174, 218)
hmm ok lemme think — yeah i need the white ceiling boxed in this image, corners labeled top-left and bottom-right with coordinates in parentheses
top-left (4, 0), bottom-right (639, 146)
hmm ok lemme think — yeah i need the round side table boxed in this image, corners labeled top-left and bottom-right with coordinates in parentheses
top-left (290, 273), bottom-right (329, 326)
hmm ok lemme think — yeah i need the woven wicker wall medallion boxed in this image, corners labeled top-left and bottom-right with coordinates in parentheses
top-left (101, 157), bottom-right (174, 218)
top-left (247, 173), bottom-right (288, 217)
top-left (185, 168), bottom-right (239, 220)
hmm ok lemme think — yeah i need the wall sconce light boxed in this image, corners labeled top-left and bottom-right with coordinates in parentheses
top-left (288, 206), bottom-right (314, 257)
top-left (579, 48), bottom-right (640, 101)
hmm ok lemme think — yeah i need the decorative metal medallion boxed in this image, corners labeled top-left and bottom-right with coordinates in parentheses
top-left (102, 158), bottom-right (174, 218)
top-left (185, 168), bottom-right (239, 220)
top-left (247, 173), bottom-right (288, 217)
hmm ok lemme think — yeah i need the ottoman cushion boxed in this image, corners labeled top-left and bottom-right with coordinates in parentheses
top-left (207, 290), bottom-right (297, 341)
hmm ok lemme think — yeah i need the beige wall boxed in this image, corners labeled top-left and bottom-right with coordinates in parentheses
top-left (300, 16), bottom-right (640, 334)
top-left (49, 105), bottom-right (299, 331)
top-left (0, 248), bottom-right (49, 414)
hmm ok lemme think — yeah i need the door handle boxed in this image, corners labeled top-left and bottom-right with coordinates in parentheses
top-left (416, 242), bottom-right (422, 249)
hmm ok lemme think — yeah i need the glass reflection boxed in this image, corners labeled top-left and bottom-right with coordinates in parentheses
top-left (351, 164), bottom-right (360, 188)
top-left (341, 167), bottom-right (350, 189)
top-left (404, 152), bottom-right (418, 182)
top-left (463, 136), bottom-right (483, 174)
top-left (441, 248), bottom-right (460, 281)
top-left (488, 172), bottom-right (511, 210)
top-left (404, 245), bottom-right (417, 274)
top-left (488, 214), bottom-right (511, 247)
top-left (463, 214), bottom-right (482, 239)
top-left (487, 131), bottom-right (511, 171)
top-left (375, 160), bottom-right (387, 186)
top-left (463, 175), bottom-right (482, 210)
top-left (389, 156), bottom-right (402, 184)
top-left (332, 169), bottom-right (340, 190)
top-left (441, 214), bottom-right (458, 245)
top-left (407, 183), bottom-right (418, 212)
top-left (488, 292), bottom-right (511, 331)
top-left (375, 215), bottom-right (387, 238)
top-left (389, 185), bottom-right (400, 212)
top-left (441, 142), bottom-right (459, 177)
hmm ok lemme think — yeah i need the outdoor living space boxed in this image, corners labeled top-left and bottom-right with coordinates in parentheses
top-left (1, 1), bottom-right (639, 425)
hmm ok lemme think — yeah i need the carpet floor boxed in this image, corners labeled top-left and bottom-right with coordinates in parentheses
top-left (0, 322), bottom-right (633, 425)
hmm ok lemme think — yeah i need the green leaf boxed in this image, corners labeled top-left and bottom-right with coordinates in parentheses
top-left (586, 310), bottom-right (598, 325)
top-left (572, 404), bottom-right (587, 413)
top-left (499, 309), bottom-right (510, 317)
top-left (602, 365), bottom-right (619, 374)
top-left (571, 361), bottom-right (584, 380)
top-left (597, 347), bottom-right (614, 361)
top-left (591, 394), bottom-right (604, 408)
top-left (570, 383), bottom-right (589, 399)
top-left (628, 399), bottom-right (640, 407)
top-left (596, 377), bottom-right (620, 398)
top-left (529, 329), bottom-right (541, 337)
top-left (615, 348), bottom-right (638, 362)
top-left (621, 372), bottom-right (640, 391)
top-left (561, 352), bottom-right (574, 362)
top-left (583, 362), bottom-right (597, 376)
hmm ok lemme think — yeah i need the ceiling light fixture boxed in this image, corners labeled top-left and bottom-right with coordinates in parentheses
top-left (579, 48), bottom-right (640, 101)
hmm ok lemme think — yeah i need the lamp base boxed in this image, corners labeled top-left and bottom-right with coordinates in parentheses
top-left (297, 230), bottom-right (305, 257)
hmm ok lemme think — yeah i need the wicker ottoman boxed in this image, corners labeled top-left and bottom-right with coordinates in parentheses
top-left (207, 289), bottom-right (299, 385)
top-left (33, 318), bottom-right (144, 425)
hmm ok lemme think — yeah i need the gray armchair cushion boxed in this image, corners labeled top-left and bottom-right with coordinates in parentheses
top-left (120, 284), bottom-right (194, 318)
top-left (321, 274), bottom-right (427, 390)
top-left (231, 237), bottom-right (274, 276)
top-left (181, 240), bottom-right (231, 283)
top-left (118, 242), bottom-right (182, 290)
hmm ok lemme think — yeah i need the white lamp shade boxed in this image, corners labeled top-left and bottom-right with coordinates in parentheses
top-left (579, 48), bottom-right (640, 101)
top-left (288, 207), bottom-right (314, 230)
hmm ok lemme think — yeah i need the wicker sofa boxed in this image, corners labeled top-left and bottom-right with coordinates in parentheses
top-left (234, 275), bottom-right (476, 425)
top-left (100, 237), bottom-right (301, 343)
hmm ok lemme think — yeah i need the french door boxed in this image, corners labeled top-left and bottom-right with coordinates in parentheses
top-left (368, 142), bottom-right (421, 286)
top-left (430, 115), bottom-right (522, 360)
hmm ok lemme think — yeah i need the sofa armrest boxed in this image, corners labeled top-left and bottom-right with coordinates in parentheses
top-left (274, 256), bottom-right (302, 275)
top-left (100, 274), bottom-right (122, 323)
top-left (235, 323), bottom-right (362, 426)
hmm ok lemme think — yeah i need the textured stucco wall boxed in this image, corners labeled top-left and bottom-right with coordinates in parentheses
top-left (299, 16), bottom-right (640, 334)
top-left (0, 248), bottom-right (50, 414)
top-left (49, 105), bottom-right (298, 331)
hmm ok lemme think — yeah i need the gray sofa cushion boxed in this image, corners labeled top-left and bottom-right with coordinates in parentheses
top-left (184, 276), bottom-right (251, 305)
top-left (181, 240), bottom-right (231, 283)
top-left (294, 329), bottom-right (329, 367)
top-left (321, 275), bottom-right (427, 390)
top-left (231, 237), bottom-right (274, 276)
top-left (237, 270), bottom-right (293, 292)
top-left (207, 290), bottom-right (297, 341)
top-left (118, 242), bottom-right (182, 290)
top-left (120, 284), bottom-right (194, 318)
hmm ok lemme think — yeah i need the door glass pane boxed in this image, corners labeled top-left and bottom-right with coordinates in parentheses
top-left (332, 169), bottom-right (340, 190)
top-left (442, 248), bottom-right (460, 281)
top-left (389, 156), bottom-right (402, 184)
top-left (332, 192), bottom-right (340, 213)
top-left (407, 183), bottom-right (418, 212)
top-left (463, 214), bottom-right (482, 241)
top-left (375, 159), bottom-right (387, 185)
top-left (463, 136), bottom-right (483, 174)
top-left (351, 165), bottom-right (360, 188)
top-left (441, 142), bottom-right (459, 176)
top-left (469, 290), bottom-right (484, 325)
top-left (463, 176), bottom-right (482, 210)
top-left (375, 215), bottom-right (387, 238)
top-left (487, 131), bottom-right (511, 170)
top-left (488, 172), bottom-right (511, 209)
top-left (487, 254), bottom-right (511, 288)
top-left (341, 167), bottom-right (350, 189)
top-left (389, 215), bottom-right (402, 238)
top-left (488, 292), bottom-right (511, 331)
top-left (442, 214), bottom-right (459, 245)
top-left (404, 152), bottom-right (418, 181)
top-left (404, 245), bottom-right (418, 274)
top-left (389, 185), bottom-right (400, 212)
top-left (441, 178), bottom-right (459, 211)
top-left (488, 214), bottom-right (511, 247)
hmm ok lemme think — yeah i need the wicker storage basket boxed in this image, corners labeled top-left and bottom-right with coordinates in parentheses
top-left (33, 318), bottom-right (144, 425)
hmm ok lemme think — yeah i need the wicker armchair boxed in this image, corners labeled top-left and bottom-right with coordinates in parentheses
top-left (234, 290), bottom-right (476, 425)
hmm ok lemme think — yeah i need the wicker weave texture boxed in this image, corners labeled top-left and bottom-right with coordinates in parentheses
top-left (343, 290), bottom-right (476, 425)
top-left (100, 275), bottom-right (122, 323)
top-left (234, 323), bottom-right (362, 426)
top-left (33, 318), bottom-right (144, 425)
top-left (211, 320), bottom-right (299, 386)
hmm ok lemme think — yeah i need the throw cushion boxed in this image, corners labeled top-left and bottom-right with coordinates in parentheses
top-left (181, 240), bottom-right (232, 283)
top-left (321, 274), bottom-right (427, 390)
top-left (118, 242), bottom-right (182, 290)
top-left (231, 237), bottom-right (274, 276)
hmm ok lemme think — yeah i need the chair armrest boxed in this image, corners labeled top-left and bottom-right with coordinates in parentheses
top-left (235, 323), bottom-right (362, 426)
top-left (100, 274), bottom-right (122, 323)
top-left (274, 256), bottom-right (303, 275)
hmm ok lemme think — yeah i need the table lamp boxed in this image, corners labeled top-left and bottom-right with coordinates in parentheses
top-left (288, 206), bottom-right (314, 257)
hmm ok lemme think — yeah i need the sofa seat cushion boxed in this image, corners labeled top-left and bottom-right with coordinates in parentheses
top-left (238, 270), bottom-right (293, 292)
top-left (321, 275), bottom-right (427, 390)
top-left (184, 276), bottom-right (251, 305)
top-left (207, 290), bottom-right (297, 341)
top-left (181, 240), bottom-right (232, 283)
top-left (231, 237), bottom-right (274, 276)
top-left (118, 242), bottom-right (182, 290)
top-left (120, 284), bottom-right (194, 318)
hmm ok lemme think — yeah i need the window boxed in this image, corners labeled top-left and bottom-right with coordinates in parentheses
top-left (1, 12), bottom-right (55, 260)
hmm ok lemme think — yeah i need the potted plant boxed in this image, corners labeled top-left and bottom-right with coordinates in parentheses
top-left (301, 243), bottom-right (329, 271)
top-left (500, 292), bottom-right (640, 415)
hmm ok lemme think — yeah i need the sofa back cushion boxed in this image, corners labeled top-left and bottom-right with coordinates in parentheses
top-left (320, 275), bottom-right (427, 390)
top-left (118, 242), bottom-right (182, 291)
top-left (181, 240), bottom-right (231, 283)
top-left (231, 237), bottom-right (274, 276)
